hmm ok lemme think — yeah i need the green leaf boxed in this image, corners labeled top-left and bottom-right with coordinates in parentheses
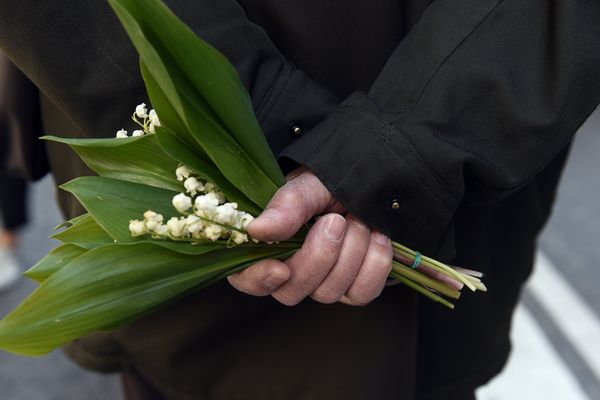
top-left (61, 176), bottom-right (178, 243)
top-left (0, 243), bottom-right (289, 355)
top-left (108, 0), bottom-right (280, 209)
top-left (43, 134), bottom-right (181, 192)
top-left (154, 126), bottom-right (262, 216)
top-left (24, 244), bottom-right (88, 283)
top-left (108, 0), bottom-right (285, 187)
top-left (52, 214), bottom-right (114, 249)
top-left (140, 58), bottom-right (261, 215)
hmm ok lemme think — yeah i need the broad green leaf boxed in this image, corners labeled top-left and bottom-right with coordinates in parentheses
top-left (53, 212), bottom-right (89, 231)
top-left (141, 57), bottom-right (261, 214)
top-left (154, 127), bottom-right (262, 216)
top-left (0, 243), bottom-right (289, 355)
top-left (109, 0), bottom-right (285, 187)
top-left (61, 176), bottom-right (178, 243)
top-left (43, 134), bottom-right (181, 192)
top-left (24, 244), bottom-right (88, 283)
top-left (52, 214), bottom-right (115, 249)
top-left (108, 0), bottom-right (280, 209)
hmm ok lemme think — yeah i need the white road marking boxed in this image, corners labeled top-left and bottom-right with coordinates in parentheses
top-left (477, 306), bottom-right (589, 400)
top-left (528, 252), bottom-right (600, 382)
top-left (477, 250), bottom-right (600, 399)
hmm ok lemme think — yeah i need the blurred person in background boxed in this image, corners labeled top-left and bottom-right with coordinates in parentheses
top-left (0, 51), bottom-right (47, 290)
top-left (0, 175), bottom-right (27, 291)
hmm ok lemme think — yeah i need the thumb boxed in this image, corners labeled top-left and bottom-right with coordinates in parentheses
top-left (247, 170), bottom-right (337, 242)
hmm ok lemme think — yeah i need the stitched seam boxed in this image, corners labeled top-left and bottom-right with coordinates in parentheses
top-left (332, 106), bottom-right (458, 211)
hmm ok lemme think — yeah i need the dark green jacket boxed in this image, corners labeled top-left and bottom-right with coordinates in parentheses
top-left (1, 1), bottom-right (599, 399)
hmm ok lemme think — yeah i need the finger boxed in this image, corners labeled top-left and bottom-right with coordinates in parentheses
top-left (272, 213), bottom-right (346, 306)
top-left (340, 230), bottom-right (393, 306)
top-left (310, 214), bottom-right (371, 304)
top-left (227, 259), bottom-right (291, 296)
top-left (247, 170), bottom-right (340, 242)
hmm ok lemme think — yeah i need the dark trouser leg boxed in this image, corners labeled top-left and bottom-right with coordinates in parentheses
top-left (0, 174), bottom-right (27, 230)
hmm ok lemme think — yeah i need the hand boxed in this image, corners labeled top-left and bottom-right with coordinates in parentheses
top-left (227, 167), bottom-right (393, 306)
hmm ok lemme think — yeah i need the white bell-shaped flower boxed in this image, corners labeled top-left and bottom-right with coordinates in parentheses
top-left (116, 129), bottom-right (128, 138)
top-left (184, 177), bottom-right (204, 196)
top-left (132, 130), bottom-right (144, 137)
top-left (135, 103), bottom-right (148, 119)
top-left (143, 210), bottom-right (164, 231)
top-left (176, 165), bottom-right (192, 182)
top-left (194, 192), bottom-right (220, 217)
top-left (129, 220), bottom-right (147, 236)
top-left (230, 230), bottom-right (248, 244)
top-left (185, 215), bottom-right (203, 234)
top-left (203, 223), bottom-right (224, 241)
top-left (213, 203), bottom-right (238, 226)
top-left (172, 193), bottom-right (192, 213)
top-left (167, 217), bottom-right (188, 238)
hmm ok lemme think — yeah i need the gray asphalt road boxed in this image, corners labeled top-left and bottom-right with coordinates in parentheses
top-left (0, 178), bottom-right (120, 400)
top-left (0, 107), bottom-right (599, 399)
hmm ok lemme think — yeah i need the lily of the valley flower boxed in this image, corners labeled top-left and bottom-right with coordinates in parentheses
top-left (128, 220), bottom-right (147, 236)
top-left (184, 177), bottom-right (204, 196)
top-left (148, 109), bottom-right (161, 133)
top-left (130, 165), bottom-right (256, 245)
top-left (116, 129), bottom-right (128, 138)
top-left (176, 165), bottom-right (192, 182)
top-left (135, 103), bottom-right (148, 119)
top-left (172, 193), bottom-right (193, 213)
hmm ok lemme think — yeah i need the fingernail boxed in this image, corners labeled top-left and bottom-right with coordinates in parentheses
top-left (373, 231), bottom-right (390, 245)
top-left (262, 273), bottom-right (286, 292)
top-left (324, 214), bottom-right (345, 241)
top-left (259, 209), bottom-right (280, 222)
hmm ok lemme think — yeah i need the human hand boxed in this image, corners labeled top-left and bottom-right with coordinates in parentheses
top-left (227, 167), bottom-right (393, 306)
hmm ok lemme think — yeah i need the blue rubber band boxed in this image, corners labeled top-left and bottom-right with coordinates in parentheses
top-left (411, 252), bottom-right (422, 269)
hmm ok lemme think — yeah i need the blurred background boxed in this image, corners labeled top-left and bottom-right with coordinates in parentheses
top-left (1, 107), bottom-right (599, 399)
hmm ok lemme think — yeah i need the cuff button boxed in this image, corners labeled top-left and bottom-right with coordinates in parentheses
top-left (288, 121), bottom-right (304, 138)
top-left (388, 197), bottom-right (402, 210)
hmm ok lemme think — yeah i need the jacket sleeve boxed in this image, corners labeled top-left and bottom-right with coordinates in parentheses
top-left (281, 0), bottom-right (600, 257)
top-left (0, 0), bottom-right (338, 151)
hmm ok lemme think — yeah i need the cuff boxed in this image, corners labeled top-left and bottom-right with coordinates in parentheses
top-left (281, 92), bottom-right (458, 259)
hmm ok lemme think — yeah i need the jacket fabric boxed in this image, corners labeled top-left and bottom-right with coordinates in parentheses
top-left (1, 1), bottom-right (599, 399)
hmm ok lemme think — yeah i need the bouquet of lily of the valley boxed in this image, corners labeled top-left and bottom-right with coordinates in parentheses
top-left (0, 0), bottom-right (486, 356)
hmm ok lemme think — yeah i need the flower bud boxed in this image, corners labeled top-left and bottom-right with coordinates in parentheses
top-left (132, 130), bottom-right (144, 137)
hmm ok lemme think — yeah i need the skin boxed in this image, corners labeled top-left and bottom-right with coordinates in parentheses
top-left (228, 167), bottom-right (393, 306)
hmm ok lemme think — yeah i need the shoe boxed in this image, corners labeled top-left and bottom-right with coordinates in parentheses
top-left (0, 244), bottom-right (20, 291)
